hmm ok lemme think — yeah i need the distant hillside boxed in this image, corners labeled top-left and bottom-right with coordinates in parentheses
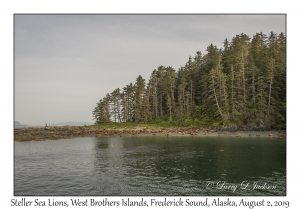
top-left (54, 122), bottom-right (94, 126)
top-left (14, 121), bottom-right (28, 127)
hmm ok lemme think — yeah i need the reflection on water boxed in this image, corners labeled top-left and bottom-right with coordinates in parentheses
top-left (15, 136), bottom-right (286, 196)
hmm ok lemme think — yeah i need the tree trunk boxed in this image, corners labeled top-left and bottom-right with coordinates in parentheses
top-left (211, 73), bottom-right (223, 118)
top-left (267, 59), bottom-right (274, 116)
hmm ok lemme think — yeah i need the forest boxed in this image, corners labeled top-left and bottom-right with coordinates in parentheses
top-left (92, 32), bottom-right (286, 129)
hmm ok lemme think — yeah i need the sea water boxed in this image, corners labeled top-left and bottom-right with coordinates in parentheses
top-left (14, 136), bottom-right (286, 196)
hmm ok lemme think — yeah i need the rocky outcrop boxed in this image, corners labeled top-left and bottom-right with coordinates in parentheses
top-left (14, 126), bottom-right (286, 142)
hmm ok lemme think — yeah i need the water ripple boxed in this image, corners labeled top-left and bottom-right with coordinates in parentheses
top-left (15, 136), bottom-right (286, 196)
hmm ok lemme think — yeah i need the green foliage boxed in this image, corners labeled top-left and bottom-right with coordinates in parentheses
top-left (212, 122), bottom-right (220, 127)
top-left (93, 32), bottom-right (286, 129)
top-left (184, 117), bottom-right (192, 127)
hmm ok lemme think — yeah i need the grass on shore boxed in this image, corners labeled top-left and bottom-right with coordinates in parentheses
top-left (85, 121), bottom-right (192, 129)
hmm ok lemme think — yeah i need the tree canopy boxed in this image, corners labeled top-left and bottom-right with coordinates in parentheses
top-left (93, 32), bottom-right (286, 129)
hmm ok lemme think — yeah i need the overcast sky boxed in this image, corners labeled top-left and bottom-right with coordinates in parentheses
top-left (14, 14), bottom-right (285, 126)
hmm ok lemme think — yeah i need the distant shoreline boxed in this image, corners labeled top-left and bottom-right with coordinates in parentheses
top-left (14, 126), bottom-right (286, 142)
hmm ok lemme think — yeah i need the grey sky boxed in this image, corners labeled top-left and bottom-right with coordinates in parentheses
top-left (14, 14), bottom-right (285, 126)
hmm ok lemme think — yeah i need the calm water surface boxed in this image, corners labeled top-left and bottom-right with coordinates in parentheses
top-left (15, 136), bottom-right (286, 196)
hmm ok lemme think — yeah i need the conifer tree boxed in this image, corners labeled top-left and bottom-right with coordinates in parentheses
top-left (92, 31), bottom-right (286, 129)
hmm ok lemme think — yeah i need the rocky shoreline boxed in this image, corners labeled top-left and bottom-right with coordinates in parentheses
top-left (14, 126), bottom-right (286, 142)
